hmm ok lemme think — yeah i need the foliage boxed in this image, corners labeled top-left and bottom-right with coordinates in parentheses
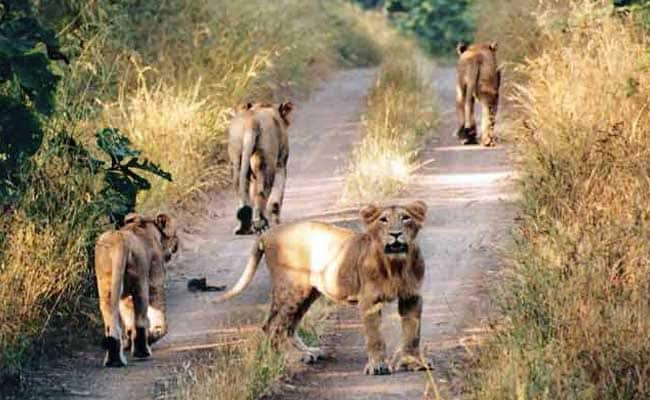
top-left (95, 128), bottom-right (172, 224)
top-left (352, 0), bottom-right (385, 8)
top-left (384, 0), bottom-right (474, 55)
top-left (0, 0), bottom-right (62, 201)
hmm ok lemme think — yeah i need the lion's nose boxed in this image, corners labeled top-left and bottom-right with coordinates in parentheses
top-left (389, 232), bottom-right (402, 240)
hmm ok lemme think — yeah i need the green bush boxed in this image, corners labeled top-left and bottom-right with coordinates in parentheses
top-left (385, 0), bottom-right (473, 55)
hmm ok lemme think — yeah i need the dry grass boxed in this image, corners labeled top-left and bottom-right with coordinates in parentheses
top-left (163, 334), bottom-right (286, 400)
top-left (0, 0), bottom-right (381, 378)
top-left (471, 1), bottom-right (650, 398)
top-left (342, 39), bottom-right (438, 203)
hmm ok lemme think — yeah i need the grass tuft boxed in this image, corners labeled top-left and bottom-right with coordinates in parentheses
top-left (342, 40), bottom-right (438, 203)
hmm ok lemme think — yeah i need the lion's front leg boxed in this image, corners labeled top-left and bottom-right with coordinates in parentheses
top-left (359, 299), bottom-right (390, 375)
top-left (391, 295), bottom-right (432, 372)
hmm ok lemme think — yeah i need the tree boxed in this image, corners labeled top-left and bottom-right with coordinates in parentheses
top-left (385, 0), bottom-right (473, 55)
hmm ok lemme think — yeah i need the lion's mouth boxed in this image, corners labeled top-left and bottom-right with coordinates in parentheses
top-left (384, 242), bottom-right (408, 254)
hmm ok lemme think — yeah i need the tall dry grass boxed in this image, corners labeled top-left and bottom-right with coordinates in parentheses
top-left (471, 1), bottom-right (650, 398)
top-left (342, 40), bottom-right (438, 203)
top-left (0, 0), bottom-right (381, 377)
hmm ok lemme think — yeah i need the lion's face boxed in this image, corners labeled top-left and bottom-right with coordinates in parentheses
top-left (360, 201), bottom-right (427, 258)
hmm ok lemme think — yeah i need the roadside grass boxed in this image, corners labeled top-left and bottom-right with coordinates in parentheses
top-left (470, 1), bottom-right (650, 398)
top-left (342, 40), bottom-right (438, 204)
top-left (0, 0), bottom-right (380, 381)
top-left (165, 334), bottom-right (286, 400)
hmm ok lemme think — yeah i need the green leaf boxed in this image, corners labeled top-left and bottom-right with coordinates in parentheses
top-left (125, 158), bottom-right (173, 182)
top-left (96, 128), bottom-right (141, 163)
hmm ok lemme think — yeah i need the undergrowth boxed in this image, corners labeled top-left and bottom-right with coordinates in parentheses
top-left (471, 1), bottom-right (650, 398)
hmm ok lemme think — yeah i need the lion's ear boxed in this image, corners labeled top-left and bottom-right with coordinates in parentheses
top-left (124, 213), bottom-right (142, 225)
top-left (489, 41), bottom-right (498, 52)
top-left (279, 102), bottom-right (293, 119)
top-left (457, 41), bottom-right (469, 55)
top-left (406, 201), bottom-right (427, 223)
top-left (359, 204), bottom-right (381, 225)
top-left (155, 213), bottom-right (175, 237)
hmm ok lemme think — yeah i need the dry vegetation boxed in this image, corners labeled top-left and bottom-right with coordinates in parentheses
top-left (342, 18), bottom-right (438, 203)
top-left (164, 334), bottom-right (286, 400)
top-left (471, 1), bottom-right (650, 398)
top-left (0, 0), bottom-right (381, 379)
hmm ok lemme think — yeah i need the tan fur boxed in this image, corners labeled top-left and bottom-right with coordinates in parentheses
top-left (228, 101), bottom-right (293, 234)
top-left (94, 213), bottom-right (179, 367)
top-left (455, 41), bottom-right (501, 147)
top-left (216, 201), bottom-right (431, 374)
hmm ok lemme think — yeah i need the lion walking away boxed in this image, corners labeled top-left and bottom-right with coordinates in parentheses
top-left (94, 213), bottom-right (179, 367)
top-left (455, 41), bottom-right (501, 146)
top-left (228, 101), bottom-right (293, 235)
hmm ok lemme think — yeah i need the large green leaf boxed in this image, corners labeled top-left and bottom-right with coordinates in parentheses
top-left (94, 128), bottom-right (172, 224)
top-left (96, 128), bottom-right (141, 164)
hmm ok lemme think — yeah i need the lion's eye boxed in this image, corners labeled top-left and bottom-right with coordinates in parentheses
top-left (379, 216), bottom-right (388, 223)
top-left (402, 215), bottom-right (411, 222)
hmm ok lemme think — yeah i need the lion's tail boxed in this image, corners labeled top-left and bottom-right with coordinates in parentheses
top-left (237, 118), bottom-right (261, 202)
top-left (215, 238), bottom-right (264, 303)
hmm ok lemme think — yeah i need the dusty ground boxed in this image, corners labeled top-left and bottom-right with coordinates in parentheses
top-left (17, 65), bottom-right (515, 400)
top-left (271, 66), bottom-right (515, 400)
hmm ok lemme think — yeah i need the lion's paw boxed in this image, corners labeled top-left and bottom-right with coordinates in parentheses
top-left (301, 350), bottom-right (323, 365)
top-left (391, 353), bottom-right (433, 373)
top-left (102, 337), bottom-right (127, 368)
top-left (252, 218), bottom-right (269, 234)
top-left (364, 359), bottom-right (391, 376)
top-left (234, 206), bottom-right (253, 235)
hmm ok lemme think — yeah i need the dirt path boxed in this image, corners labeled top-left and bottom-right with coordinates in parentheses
top-left (272, 66), bottom-right (515, 399)
top-left (28, 68), bottom-right (375, 400)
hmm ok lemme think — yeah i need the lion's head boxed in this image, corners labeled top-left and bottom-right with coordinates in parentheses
top-left (124, 213), bottom-right (179, 261)
top-left (359, 201), bottom-right (427, 258)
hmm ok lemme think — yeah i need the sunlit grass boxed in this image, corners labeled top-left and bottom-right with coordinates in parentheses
top-left (342, 41), bottom-right (438, 204)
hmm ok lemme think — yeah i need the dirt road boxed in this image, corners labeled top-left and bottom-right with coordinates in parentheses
top-left (273, 66), bottom-right (515, 399)
top-left (31, 68), bottom-right (376, 400)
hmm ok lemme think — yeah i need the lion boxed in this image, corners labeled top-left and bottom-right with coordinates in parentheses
top-left (216, 201), bottom-right (431, 375)
top-left (94, 213), bottom-right (179, 367)
top-left (228, 101), bottom-right (293, 235)
top-left (455, 41), bottom-right (501, 147)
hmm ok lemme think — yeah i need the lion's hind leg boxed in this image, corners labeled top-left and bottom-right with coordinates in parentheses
top-left (268, 164), bottom-right (286, 226)
top-left (263, 285), bottom-right (322, 364)
top-left (96, 235), bottom-right (128, 367)
top-left (130, 280), bottom-right (152, 359)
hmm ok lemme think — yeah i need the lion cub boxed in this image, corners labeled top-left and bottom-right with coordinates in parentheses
top-left (217, 201), bottom-right (430, 375)
top-left (455, 41), bottom-right (501, 146)
top-left (94, 213), bottom-right (179, 367)
top-left (228, 101), bottom-right (293, 235)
